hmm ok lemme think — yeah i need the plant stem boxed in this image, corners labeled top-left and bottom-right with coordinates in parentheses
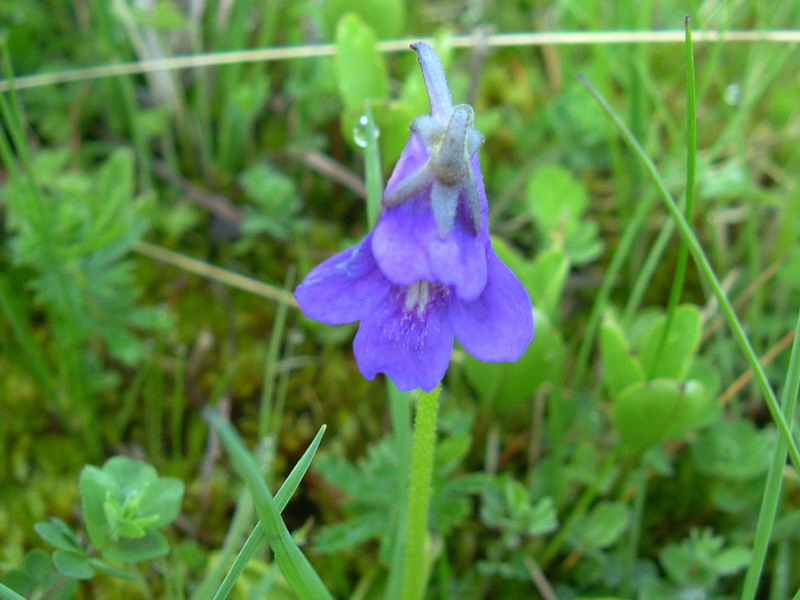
top-left (402, 386), bottom-right (442, 600)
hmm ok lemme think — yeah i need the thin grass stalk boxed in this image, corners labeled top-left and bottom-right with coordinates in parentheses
top-left (258, 268), bottom-right (296, 437)
top-left (5, 30), bottom-right (800, 92)
top-left (573, 187), bottom-right (656, 384)
top-left (578, 74), bottom-right (800, 472)
top-left (622, 216), bottom-right (676, 323)
top-left (171, 347), bottom-right (187, 459)
top-left (133, 241), bottom-right (297, 306)
top-left (740, 311), bottom-right (800, 598)
top-left (0, 583), bottom-right (26, 600)
top-left (769, 539), bottom-right (791, 600)
top-left (621, 464), bottom-right (648, 595)
top-left (648, 17), bottom-right (698, 376)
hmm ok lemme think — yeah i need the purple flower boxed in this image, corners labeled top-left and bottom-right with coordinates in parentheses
top-left (295, 42), bottom-right (533, 392)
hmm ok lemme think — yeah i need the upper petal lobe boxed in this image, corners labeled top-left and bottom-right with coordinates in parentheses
top-left (373, 135), bottom-right (488, 300)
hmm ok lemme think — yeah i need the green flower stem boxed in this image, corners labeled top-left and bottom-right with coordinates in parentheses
top-left (363, 102), bottom-right (383, 229)
top-left (385, 382), bottom-right (413, 600)
top-left (402, 386), bottom-right (442, 600)
top-left (579, 74), bottom-right (800, 473)
top-left (0, 584), bottom-right (24, 600)
top-left (740, 311), bottom-right (800, 599)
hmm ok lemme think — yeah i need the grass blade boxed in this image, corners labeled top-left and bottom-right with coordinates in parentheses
top-left (204, 410), bottom-right (333, 600)
top-left (577, 74), bottom-right (800, 473)
top-left (741, 311), bottom-right (800, 598)
top-left (211, 425), bottom-right (328, 600)
top-left (0, 584), bottom-right (25, 600)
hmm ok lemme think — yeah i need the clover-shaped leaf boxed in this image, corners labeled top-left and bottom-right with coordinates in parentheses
top-left (79, 456), bottom-right (184, 563)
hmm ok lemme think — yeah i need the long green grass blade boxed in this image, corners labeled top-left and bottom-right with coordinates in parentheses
top-left (648, 16), bottom-right (698, 376)
top-left (205, 410), bottom-right (333, 600)
top-left (258, 268), bottom-right (296, 437)
top-left (741, 312), bottom-right (800, 598)
top-left (211, 425), bottom-right (327, 600)
top-left (578, 74), bottom-right (800, 472)
top-left (0, 584), bottom-right (24, 600)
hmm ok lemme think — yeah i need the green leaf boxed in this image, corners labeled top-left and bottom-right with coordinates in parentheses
top-left (463, 310), bottom-right (565, 410)
top-left (314, 513), bottom-right (387, 554)
top-left (639, 304), bottom-right (702, 379)
top-left (612, 379), bottom-right (718, 453)
top-left (79, 465), bottom-right (115, 549)
top-left (690, 420), bottom-right (773, 481)
top-left (101, 531), bottom-right (169, 564)
top-left (600, 317), bottom-right (645, 400)
top-left (522, 497), bottom-right (559, 537)
top-left (138, 477), bottom-right (185, 529)
top-left (52, 550), bottom-right (95, 580)
top-left (527, 164), bottom-right (588, 232)
top-left (324, 0), bottom-right (406, 39)
top-left (79, 456), bottom-right (184, 555)
top-left (0, 583), bottom-right (27, 600)
top-left (563, 219), bottom-right (604, 264)
top-left (34, 518), bottom-right (81, 552)
top-left (712, 546), bottom-right (751, 575)
top-left (480, 475), bottom-right (557, 538)
top-left (334, 14), bottom-right (388, 110)
top-left (570, 501), bottom-right (630, 550)
top-left (239, 163), bottom-right (301, 241)
top-left (103, 455), bottom-right (158, 490)
top-left (206, 425), bottom-right (328, 600)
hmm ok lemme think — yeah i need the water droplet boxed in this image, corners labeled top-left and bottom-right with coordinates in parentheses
top-left (724, 82), bottom-right (741, 106)
top-left (352, 114), bottom-right (379, 148)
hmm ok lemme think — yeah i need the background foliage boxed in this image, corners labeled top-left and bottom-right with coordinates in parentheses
top-left (2, 0), bottom-right (800, 598)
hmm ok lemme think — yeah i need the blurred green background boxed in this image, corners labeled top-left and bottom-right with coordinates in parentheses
top-left (2, 1), bottom-right (800, 598)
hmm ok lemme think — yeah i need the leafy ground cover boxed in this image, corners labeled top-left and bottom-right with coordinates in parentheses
top-left (2, 1), bottom-right (800, 598)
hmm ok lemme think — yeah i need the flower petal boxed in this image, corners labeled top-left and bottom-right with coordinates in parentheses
top-left (295, 234), bottom-right (390, 325)
top-left (353, 286), bottom-right (454, 391)
top-left (449, 250), bottom-right (534, 361)
top-left (374, 137), bottom-right (488, 300)
top-left (410, 42), bottom-right (453, 123)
